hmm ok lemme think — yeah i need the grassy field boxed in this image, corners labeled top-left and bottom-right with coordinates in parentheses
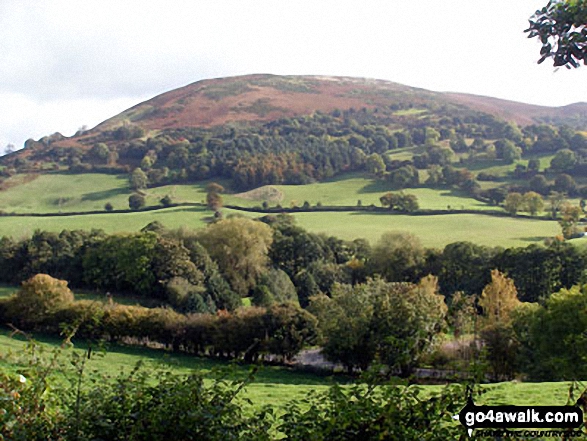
top-left (0, 331), bottom-right (579, 410)
top-left (0, 207), bottom-right (561, 248)
top-left (0, 206), bottom-right (217, 239)
top-left (228, 174), bottom-right (496, 211)
top-left (0, 170), bottom-right (566, 248)
top-left (292, 212), bottom-right (561, 248)
top-left (0, 173), bottom-right (132, 213)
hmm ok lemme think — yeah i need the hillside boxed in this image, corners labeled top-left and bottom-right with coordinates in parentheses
top-left (6, 74), bottom-right (587, 158)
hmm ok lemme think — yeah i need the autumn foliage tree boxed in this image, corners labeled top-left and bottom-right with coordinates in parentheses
top-left (478, 269), bottom-right (522, 380)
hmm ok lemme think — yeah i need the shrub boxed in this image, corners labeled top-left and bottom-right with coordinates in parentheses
top-left (5, 274), bottom-right (74, 329)
top-left (128, 193), bottom-right (146, 210)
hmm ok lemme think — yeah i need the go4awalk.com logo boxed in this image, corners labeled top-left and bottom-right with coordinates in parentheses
top-left (453, 397), bottom-right (584, 437)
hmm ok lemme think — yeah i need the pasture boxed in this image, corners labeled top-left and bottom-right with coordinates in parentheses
top-left (0, 173), bottom-right (131, 213)
top-left (291, 212), bottom-right (560, 248)
top-left (0, 208), bottom-right (561, 248)
top-left (0, 331), bottom-right (579, 410)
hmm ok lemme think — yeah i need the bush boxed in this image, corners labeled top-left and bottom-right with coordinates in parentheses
top-left (5, 274), bottom-right (74, 329)
top-left (128, 193), bottom-right (146, 210)
top-left (279, 380), bottom-right (467, 440)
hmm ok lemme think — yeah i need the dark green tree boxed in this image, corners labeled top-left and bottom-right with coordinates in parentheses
top-left (526, 0), bottom-right (587, 68)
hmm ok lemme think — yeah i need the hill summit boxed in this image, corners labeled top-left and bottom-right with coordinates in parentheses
top-left (21, 74), bottom-right (587, 152)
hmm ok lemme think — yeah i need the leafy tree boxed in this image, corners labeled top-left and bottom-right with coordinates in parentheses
top-left (528, 158), bottom-right (541, 173)
top-left (447, 291), bottom-right (477, 338)
top-left (104, 202), bottom-right (114, 212)
top-left (514, 284), bottom-right (587, 380)
top-left (160, 195), bottom-right (173, 207)
top-left (479, 269), bottom-right (521, 328)
top-left (529, 174), bottom-right (550, 194)
top-left (370, 232), bottom-right (425, 282)
top-left (496, 139), bottom-right (522, 163)
top-left (438, 241), bottom-right (495, 296)
top-left (311, 277), bottom-right (447, 375)
top-left (130, 167), bottom-right (148, 190)
top-left (196, 217), bottom-right (273, 296)
top-left (89, 143), bottom-right (110, 163)
top-left (554, 173), bottom-right (577, 194)
top-left (255, 268), bottom-right (298, 305)
top-left (370, 275), bottom-right (447, 375)
top-left (365, 153), bottom-right (386, 175)
top-left (128, 193), bottom-right (146, 210)
top-left (309, 284), bottom-right (376, 372)
top-left (559, 203), bottom-right (583, 238)
top-left (478, 269), bottom-right (522, 381)
top-left (522, 191), bottom-right (545, 215)
top-left (82, 232), bottom-right (158, 295)
top-left (548, 190), bottom-right (568, 217)
top-left (504, 192), bottom-right (524, 215)
top-left (5, 274), bottom-right (74, 328)
top-left (550, 148), bottom-right (577, 171)
top-left (526, 0), bottom-right (587, 68)
top-left (379, 192), bottom-right (419, 212)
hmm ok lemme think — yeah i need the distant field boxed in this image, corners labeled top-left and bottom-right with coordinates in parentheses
top-left (0, 332), bottom-right (579, 410)
top-left (228, 174), bottom-right (496, 211)
top-left (0, 173), bottom-right (132, 213)
top-left (0, 206), bottom-right (216, 239)
top-left (291, 212), bottom-right (561, 248)
top-left (0, 207), bottom-right (561, 248)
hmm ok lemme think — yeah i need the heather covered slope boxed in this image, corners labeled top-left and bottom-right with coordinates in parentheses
top-left (16, 74), bottom-right (587, 154)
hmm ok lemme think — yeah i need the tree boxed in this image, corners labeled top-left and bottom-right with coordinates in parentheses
top-left (370, 232), bottom-right (425, 282)
top-left (196, 217), bottom-right (273, 296)
top-left (504, 192), bottom-right (524, 215)
top-left (559, 203), bottom-right (583, 238)
top-left (104, 202), bottom-right (114, 212)
top-left (554, 173), bottom-right (577, 194)
top-left (548, 190), bottom-right (568, 217)
top-left (160, 195), bottom-right (173, 207)
top-left (89, 143), bottom-right (110, 164)
top-left (479, 269), bottom-right (521, 328)
top-left (550, 148), bottom-right (577, 171)
top-left (526, 0), bottom-right (587, 68)
top-left (5, 274), bottom-right (74, 328)
top-left (370, 275), bottom-right (447, 375)
top-left (514, 284), bottom-right (587, 380)
top-left (130, 167), bottom-right (148, 190)
top-left (310, 277), bottom-right (447, 375)
top-left (379, 192), bottom-right (419, 212)
top-left (128, 193), bottom-right (146, 210)
top-left (496, 139), bottom-right (522, 163)
top-left (478, 269), bottom-right (522, 381)
top-left (4, 143), bottom-right (15, 155)
top-left (522, 191), bottom-right (544, 215)
top-left (206, 182), bottom-right (224, 211)
top-left (308, 285), bottom-right (376, 372)
top-left (529, 174), bottom-right (550, 194)
top-left (365, 153), bottom-right (386, 175)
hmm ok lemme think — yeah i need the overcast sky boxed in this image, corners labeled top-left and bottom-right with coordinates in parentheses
top-left (1, 0), bottom-right (585, 151)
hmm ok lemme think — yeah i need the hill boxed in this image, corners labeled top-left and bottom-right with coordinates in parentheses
top-left (6, 74), bottom-right (587, 158)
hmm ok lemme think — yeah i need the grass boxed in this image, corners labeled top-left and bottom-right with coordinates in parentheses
top-left (227, 173), bottom-right (495, 211)
top-left (291, 212), bottom-right (560, 248)
top-left (0, 285), bottom-right (17, 298)
top-left (0, 331), bottom-right (335, 409)
top-left (0, 206), bottom-right (216, 239)
top-left (0, 208), bottom-right (559, 248)
top-left (0, 331), bottom-right (579, 410)
top-left (0, 173), bottom-right (132, 213)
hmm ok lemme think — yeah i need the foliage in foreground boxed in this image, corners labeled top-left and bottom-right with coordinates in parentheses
top-left (0, 336), bottom-right (471, 441)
